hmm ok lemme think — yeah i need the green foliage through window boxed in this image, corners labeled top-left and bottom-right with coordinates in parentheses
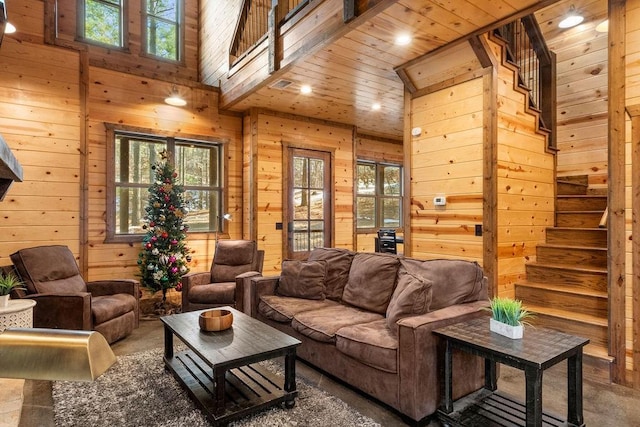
top-left (84, 0), bottom-right (123, 47)
top-left (145, 0), bottom-right (180, 61)
top-left (113, 132), bottom-right (222, 236)
top-left (356, 162), bottom-right (402, 229)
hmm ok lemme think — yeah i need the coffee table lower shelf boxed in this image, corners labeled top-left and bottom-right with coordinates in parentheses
top-left (165, 349), bottom-right (297, 426)
top-left (438, 389), bottom-right (574, 427)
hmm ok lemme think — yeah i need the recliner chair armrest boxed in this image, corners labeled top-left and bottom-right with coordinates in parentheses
top-left (27, 292), bottom-right (92, 330)
top-left (180, 271), bottom-right (212, 290)
top-left (246, 275), bottom-right (280, 318)
top-left (236, 271), bottom-right (262, 315)
top-left (87, 279), bottom-right (139, 297)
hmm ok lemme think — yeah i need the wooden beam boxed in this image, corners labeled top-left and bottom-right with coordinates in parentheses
top-left (632, 113), bottom-right (640, 390)
top-left (402, 88), bottom-right (412, 257)
top-left (608, 0), bottom-right (627, 386)
top-left (79, 51), bottom-right (89, 278)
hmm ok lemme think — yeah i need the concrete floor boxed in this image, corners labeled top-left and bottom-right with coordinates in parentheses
top-left (17, 318), bottom-right (640, 426)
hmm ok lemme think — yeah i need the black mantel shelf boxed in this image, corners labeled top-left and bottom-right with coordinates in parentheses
top-left (0, 133), bottom-right (23, 201)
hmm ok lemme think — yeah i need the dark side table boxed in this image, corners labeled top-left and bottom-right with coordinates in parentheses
top-left (434, 317), bottom-right (589, 427)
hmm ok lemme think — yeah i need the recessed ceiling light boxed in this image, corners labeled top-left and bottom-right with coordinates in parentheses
top-left (300, 85), bottom-right (312, 94)
top-left (372, 103), bottom-right (381, 111)
top-left (558, 6), bottom-right (584, 29)
top-left (395, 34), bottom-right (412, 46)
top-left (595, 19), bottom-right (608, 33)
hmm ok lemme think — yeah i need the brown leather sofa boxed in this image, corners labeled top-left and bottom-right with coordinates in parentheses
top-left (181, 239), bottom-right (264, 313)
top-left (8, 245), bottom-right (139, 344)
top-left (248, 247), bottom-right (488, 426)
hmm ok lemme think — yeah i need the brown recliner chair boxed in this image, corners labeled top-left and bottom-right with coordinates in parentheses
top-left (9, 245), bottom-right (139, 344)
top-left (181, 240), bottom-right (264, 313)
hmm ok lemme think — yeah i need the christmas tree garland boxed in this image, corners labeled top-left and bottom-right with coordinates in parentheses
top-left (138, 153), bottom-right (191, 298)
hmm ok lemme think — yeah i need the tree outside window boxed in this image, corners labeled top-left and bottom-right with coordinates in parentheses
top-left (145, 0), bottom-right (181, 61)
top-left (110, 131), bottom-right (223, 240)
top-left (83, 0), bottom-right (123, 47)
top-left (356, 162), bottom-right (402, 230)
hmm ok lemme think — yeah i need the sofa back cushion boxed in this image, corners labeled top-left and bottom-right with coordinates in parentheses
top-left (386, 271), bottom-right (432, 336)
top-left (277, 259), bottom-right (327, 300)
top-left (399, 258), bottom-right (486, 311)
top-left (211, 240), bottom-right (258, 282)
top-left (307, 247), bottom-right (355, 300)
top-left (342, 253), bottom-right (400, 314)
top-left (10, 245), bottom-right (88, 294)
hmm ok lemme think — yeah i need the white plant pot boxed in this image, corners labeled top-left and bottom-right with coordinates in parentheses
top-left (490, 318), bottom-right (523, 339)
top-left (0, 294), bottom-right (9, 308)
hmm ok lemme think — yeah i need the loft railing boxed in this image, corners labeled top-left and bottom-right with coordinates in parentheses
top-left (493, 15), bottom-right (556, 150)
top-left (229, 0), bottom-right (308, 66)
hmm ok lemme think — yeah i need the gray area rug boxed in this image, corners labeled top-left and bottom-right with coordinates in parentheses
top-left (52, 347), bottom-right (381, 427)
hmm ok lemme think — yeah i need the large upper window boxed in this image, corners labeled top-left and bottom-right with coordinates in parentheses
top-left (144, 0), bottom-right (181, 61)
top-left (82, 0), bottom-right (124, 47)
top-left (109, 130), bottom-right (223, 240)
top-left (356, 162), bottom-right (402, 230)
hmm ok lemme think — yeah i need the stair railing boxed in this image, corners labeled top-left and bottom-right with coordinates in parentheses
top-left (493, 15), bottom-right (556, 150)
top-left (229, 0), bottom-right (308, 67)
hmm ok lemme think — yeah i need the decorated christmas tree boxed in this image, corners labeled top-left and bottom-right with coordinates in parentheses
top-left (137, 151), bottom-right (190, 301)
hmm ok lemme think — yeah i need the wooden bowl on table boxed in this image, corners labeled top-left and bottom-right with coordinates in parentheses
top-left (199, 309), bottom-right (233, 332)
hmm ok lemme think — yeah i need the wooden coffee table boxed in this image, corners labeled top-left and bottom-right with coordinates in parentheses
top-left (160, 307), bottom-right (301, 426)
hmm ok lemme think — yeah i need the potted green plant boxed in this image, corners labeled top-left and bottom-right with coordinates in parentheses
top-left (487, 296), bottom-right (534, 339)
top-left (0, 271), bottom-right (24, 308)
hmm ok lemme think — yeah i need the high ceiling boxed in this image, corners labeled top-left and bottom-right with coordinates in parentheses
top-left (226, 0), bottom-right (606, 140)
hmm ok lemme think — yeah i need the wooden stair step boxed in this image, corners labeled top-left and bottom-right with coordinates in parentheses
top-left (555, 211), bottom-right (605, 228)
top-left (556, 195), bottom-right (607, 211)
top-left (583, 344), bottom-right (615, 384)
top-left (522, 304), bottom-right (608, 348)
top-left (515, 280), bottom-right (607, 318)
top-left (557, 180), bottom-right (588, 195)
top-left (525, 263), bottom-right (607, 292)
top-left (557, 175), bottom-right (589, 185)
top-left (545, 227), bottom-right (607, 247)
top-left (536, 244), bottom-right (607, 268)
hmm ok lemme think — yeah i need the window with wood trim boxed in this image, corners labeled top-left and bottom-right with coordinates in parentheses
top-left (144, 0), bottom-right (182, 61)
top-left (81, 0), bottom-right (125, 48)
top-left (108, 130), bottom-right (223, 241)
top-left (356, 161), bottom-right (403, 230)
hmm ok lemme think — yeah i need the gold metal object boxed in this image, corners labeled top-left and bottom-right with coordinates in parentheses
top-left (0, 328), bottom-right (116, 381)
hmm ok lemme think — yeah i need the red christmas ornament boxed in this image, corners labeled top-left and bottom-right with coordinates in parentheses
top-left (161, 232), bottom-right (169, 239)
top-left (145, 242), bottom-right (152, 249)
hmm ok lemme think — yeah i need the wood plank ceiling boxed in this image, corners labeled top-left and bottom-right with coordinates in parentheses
top-left (226, 0), bottom-right (602, 140)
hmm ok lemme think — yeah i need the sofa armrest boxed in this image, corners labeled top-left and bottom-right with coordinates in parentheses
top-left (87, 279), bottom-right (139, 297)
top-left (235, 271), bottom-right (262, 314)
top-left (396, 300), bottom-right (489, 420)
top-left (246, 275), bottom-right (279, 318)
top-left (27, 292), bottom-right (92, 330)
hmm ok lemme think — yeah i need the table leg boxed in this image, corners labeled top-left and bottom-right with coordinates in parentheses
top-left (485, 358), bottom-right (497, 391)
top-left (567, 350), bottom-right (585, 426)
top-left (524, 367), bottom-right (543, 427)
top-left (442, 339), bottom-right (454, 413)
top-left (284, 349), bottom-right (297, 408)
top-left (214, 368), bottom-right (226, 416)
top-left (163, 324), bottom-right (174, 360)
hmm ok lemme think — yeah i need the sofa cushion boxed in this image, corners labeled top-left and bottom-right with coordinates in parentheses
top-left (400, 258), bottom-right (485, 311)
top-left (292, 305), bottom-right (383, 343)
top-left (92, 293), bottom-right (137, 325)
top-left (386, 271), bottom-right (432, 336)
top-left (342, 253), bottom-right (400, 314)
top-left (259, 295), bottom-right (340, 323)
top-left (188, 282), bottom-right (236, 304)
top-left (307, 247), bottom-right (355, 300)
top-left (336, 319), bottom-right (398, 373)
top-left (277, 259), bottom-right (327, 300)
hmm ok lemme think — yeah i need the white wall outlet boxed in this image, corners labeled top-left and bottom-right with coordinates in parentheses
top-left (433, 195), bottom-right (446, 206)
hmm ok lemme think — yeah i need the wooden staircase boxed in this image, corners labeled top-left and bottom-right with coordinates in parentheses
top-left (515, 175), bottom-right (613, 382)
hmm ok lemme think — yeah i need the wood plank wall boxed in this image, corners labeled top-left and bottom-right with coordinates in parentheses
top-left (625, 0), bottom-right (640, 384)
top-left (547, 4), bottom-right (609, 191)
top-left (0, 24), bottom-right (82, 264)
top-left (489, 37), bottom-right (555, 298)
top-left (245, 110), bottom-right (355, 274)
top-left (200, 0), bottom-right (243, 86)
top-left (0, 0), bottom-right (243, 285)
top-left (409, 78), bottom-right (485, 264)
